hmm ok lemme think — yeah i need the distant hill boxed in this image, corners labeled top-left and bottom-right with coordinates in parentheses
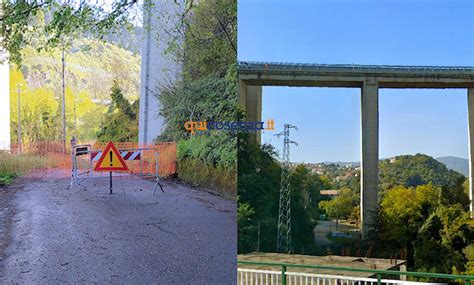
top-left (435, 156), bottom-right (468, 177)
top-left (379, 154), bottom-right (465, 190)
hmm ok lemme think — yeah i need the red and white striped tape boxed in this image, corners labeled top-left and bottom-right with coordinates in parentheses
top-left (91, 151), bottom-right (141, 161)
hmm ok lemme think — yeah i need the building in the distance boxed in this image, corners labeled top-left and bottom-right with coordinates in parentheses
top-left (138, 0), bottom-right (184, 145)
top-left (320, 189), bottom-right (339, 199)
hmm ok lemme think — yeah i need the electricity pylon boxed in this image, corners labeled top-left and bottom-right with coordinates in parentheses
top-left (275, 124), bottom-right (298, 253)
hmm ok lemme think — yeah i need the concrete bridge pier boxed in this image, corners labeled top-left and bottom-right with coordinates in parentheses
top-left (239, 81), bottom-right (262, 143)
top-left (360, 79), bottom-right (379, 239)
top-left (468, 88), bottom-right (474, 218)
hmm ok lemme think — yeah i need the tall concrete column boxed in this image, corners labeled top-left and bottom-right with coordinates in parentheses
top-left (0, 49), bottom-right (9, 151)
top-left (138, 0), bottom-right (183, 145)
top-left (467, 88), bottom-right (474, 218)
top-left (360, 79), bottom-right (379, 239)
top-left (239, 80), bottom-right (262, 143)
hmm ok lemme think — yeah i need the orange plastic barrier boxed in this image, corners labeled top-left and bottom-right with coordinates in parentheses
top-left (2, 141), bottom-right (177, 178)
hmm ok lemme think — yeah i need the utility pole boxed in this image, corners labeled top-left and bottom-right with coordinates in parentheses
top-left (73, 93), bottom-right (77, 138)
top-left (16, 84), bottom-right (22, 153)
top-left (276, 124), bottom-right (298, 253)
top-left (61, 48), bottom-right (66, 154)
top-left (257, 222), bottom-right (260, 252)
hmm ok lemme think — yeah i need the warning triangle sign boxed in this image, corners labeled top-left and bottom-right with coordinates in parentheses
top-left (94, 141), bottom-right (129, 171)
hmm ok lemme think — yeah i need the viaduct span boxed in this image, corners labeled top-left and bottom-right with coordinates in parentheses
top-left (238, 61), bottom-right (474, 238)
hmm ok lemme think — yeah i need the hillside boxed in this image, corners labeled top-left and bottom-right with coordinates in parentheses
top-left (18, 38), bottom-right (140, 102)
top-left (436, 156), bottom-right (469, 176)
top-left (379, 154), bottom-right (465, 190)
top-left (10, 38), bottom-right (141, 142)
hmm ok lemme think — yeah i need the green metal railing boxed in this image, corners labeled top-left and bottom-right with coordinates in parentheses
top-left (238, 260), bottom-right (474, 285)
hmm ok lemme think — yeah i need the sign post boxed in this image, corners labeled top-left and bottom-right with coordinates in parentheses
top-left (109, 150), bottom-right (113, 194)
top-left (94, 141), bottom-right (129, 194)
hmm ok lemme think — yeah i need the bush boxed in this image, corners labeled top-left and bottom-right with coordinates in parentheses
top-left (0, 171), bottom-right (16, 186)
top-left (177, 157), bottom-right (236, 197)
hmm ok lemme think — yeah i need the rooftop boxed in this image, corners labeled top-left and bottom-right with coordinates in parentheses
top-left (238, 253), bottom-right (406, 278)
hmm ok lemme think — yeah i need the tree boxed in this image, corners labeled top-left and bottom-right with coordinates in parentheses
top-left (379, 184), bottom-right (440, 251)
top-left (461, 244), bottom-right (474, 275)
top-left (10, 67), bottom-right (61, 143)
top-left (289, 165), bottom-right (320, 252)
top-left (319, 189), bottom-right (353, 230)
top-left (237, 200), bottom-right (256, 253)
top-left (413, 204), bottom-right (472, 275)
top-left (237, 138), bottom-right (281, 253)
top-left (155, 0), bottom-right (237, 195)
top-left (96, 81), bottom-right (138, 142)
top-left (0, 0), bottom-right (140, 65)
top-left (180, 0), bottom-right (236, 79)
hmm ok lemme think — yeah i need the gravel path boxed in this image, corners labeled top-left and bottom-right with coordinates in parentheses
top-left (0, 175), bottom-right (236, 284)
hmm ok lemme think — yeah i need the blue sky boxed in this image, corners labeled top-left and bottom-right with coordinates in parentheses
top-left (238, 0), bottom-right (474, 163)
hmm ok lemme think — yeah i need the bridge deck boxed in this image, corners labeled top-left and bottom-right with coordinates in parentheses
top-left (238, 61), bottom-right (474, 88)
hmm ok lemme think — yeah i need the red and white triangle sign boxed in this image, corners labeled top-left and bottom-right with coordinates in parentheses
top-left (94, 141), bottom-right (129, 171)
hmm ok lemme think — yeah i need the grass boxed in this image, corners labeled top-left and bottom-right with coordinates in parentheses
top-left (177, 157), bottom-right (236, 198)
top-left (0, 171), bottom-right (16, 186)
top-left (0, 152), bottom-right (61, 182)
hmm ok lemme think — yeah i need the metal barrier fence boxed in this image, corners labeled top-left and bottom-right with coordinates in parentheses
top-left (0, 141), bottom-right (177, 178)
top-left (70, 144), bottom-right (171, 193)
top-left (237, 261), bottom-right (473, 285)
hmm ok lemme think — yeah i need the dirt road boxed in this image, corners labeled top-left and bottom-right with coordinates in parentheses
top-left (0, 175), bottom-right (236, 284)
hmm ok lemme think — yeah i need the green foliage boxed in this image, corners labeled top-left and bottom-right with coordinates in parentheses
top-left (20, 38), bottom-right (141, 101)
top-left (237, 138), bottom-right (281, 253)
top-left (9, 35), bottom-right (141, 143)
top-left (177, 134), bottom-right (237, 196)
top-left (319, 189), bottom-right (354, 221)
top-left (177, 157), bottom-right (236, 197)
top-left (376, 180), bottom-right (473, 275)
top-left (462, 244), bottom-right (474, 275)
top-left (413, 205), bottom-right (472, 275)
top-left (238, 200), bottom-right (257, 253)
top-left (96, 82), bottom-right (138, 142)
top-left (155, 0), bottom-right (237, 195)
top-left (238, 136), bottom-right (325, 254)
top-left (288, 165), bottom-right (322, 252)
top-left (177, 134), bottom-right (236, 170)
top-left (379, 184), bottom-right (440, 249)
top-left (0, 152), bottom-right (54, 178)
top-left (379, 154), bottom-right (465, 190)
top-left (0, 171), bottom-right (16, 186)
top-left (0, 0), bottom-right (139, 65)
top-left (158, 65), bottom-right (237, 142)
top-left (181, 0), bottom-right (237, 79)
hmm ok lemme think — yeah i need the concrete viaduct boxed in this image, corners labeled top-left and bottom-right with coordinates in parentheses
top-left (238, 61), bottom-right (474, 238)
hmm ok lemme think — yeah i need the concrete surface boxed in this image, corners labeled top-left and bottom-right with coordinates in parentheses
top-left (0, 175), bottom-right (236, 284)
top-left (138, 0), bottom-right (183, 144)
top-left (0, 53), bottom-right (9, 151)
top-left (468, 88), bottom-right (474, 218)
top-left (360, 79), bottom-right (379, 238)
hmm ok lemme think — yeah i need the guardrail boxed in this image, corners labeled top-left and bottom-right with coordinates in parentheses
top-left (237, 260), bottom-right (474, 285)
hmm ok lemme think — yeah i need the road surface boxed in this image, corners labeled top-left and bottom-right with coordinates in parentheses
top-left (0, 174), bottom-right (236, 284)
top-left (314, 220), bottom-right (358, 246)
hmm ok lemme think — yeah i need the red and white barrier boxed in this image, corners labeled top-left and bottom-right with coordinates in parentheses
top-left (91, 151), bottom-right (141, 161)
